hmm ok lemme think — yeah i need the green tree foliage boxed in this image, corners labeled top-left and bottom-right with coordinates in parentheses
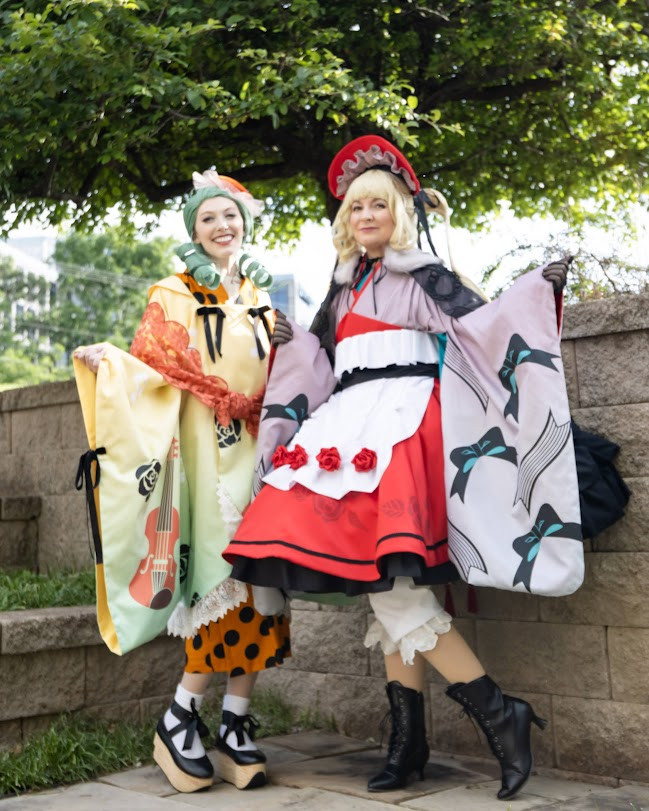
top-left (51, 227), bottom-right (176, 353)
top-left (0, 229), bottom-right (175, 386)
top-left (1, 0), bottom-right (647, 241)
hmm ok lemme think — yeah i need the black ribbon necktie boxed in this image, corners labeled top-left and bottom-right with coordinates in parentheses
top-left (247, 306), bottom-right (272, 359)
top-left (75, 447), bottom-right (106, 563)
top-left (197, 306), bottom-right (226, 362)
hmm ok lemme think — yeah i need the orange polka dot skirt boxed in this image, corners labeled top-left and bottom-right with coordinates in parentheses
top-left (184, 592), bottom-right (291, 677)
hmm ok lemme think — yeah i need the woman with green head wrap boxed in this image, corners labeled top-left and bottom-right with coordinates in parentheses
top-left (73, 168), bottom-right (290, 795)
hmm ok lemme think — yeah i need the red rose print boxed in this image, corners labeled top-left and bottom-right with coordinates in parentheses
top-left (272, 445), bottom-right (292, 468)
top-left (313, 494), bottom-right (344, 522)
top-left (316, 447), bottom-right (341, 472)
top-left (289, 444), bottom-right (308, 470)
top-left (351, 448), bottom-right (377, 472)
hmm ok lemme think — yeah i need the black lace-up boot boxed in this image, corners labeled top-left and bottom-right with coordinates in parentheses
top-left (367, 681), bottom-right (430, 791)
top-left (215, 710), bottom-right (267, 789)
top-left (446, 674), bottom-right (547, 800)
top-left (153, 698), bottom-right (213, 792)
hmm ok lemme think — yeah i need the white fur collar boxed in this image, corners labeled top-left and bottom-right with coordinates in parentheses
top-left (333, 245), bottom-right (443, 285)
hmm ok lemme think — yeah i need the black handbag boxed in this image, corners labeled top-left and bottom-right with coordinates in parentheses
top-left (571, 419), bottom-right (631, 538)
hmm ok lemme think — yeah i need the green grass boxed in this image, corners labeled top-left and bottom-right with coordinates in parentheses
top-left (0, 569), bottom-right (96, 611)
top-left (0, 687), bottom-right (332, 796)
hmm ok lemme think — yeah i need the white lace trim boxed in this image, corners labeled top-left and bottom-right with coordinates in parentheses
top-left (364, 613), bottom-right (453, 666)
top-left (167, 578), bottom-right (249, 639)
top-left (334, 329), bottom-right (438, 379)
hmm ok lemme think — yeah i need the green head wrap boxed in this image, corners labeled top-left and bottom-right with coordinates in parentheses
top-left (175, 185), bottom-right (272, 291)
top-left (182, 187), bottom-right (254, 241)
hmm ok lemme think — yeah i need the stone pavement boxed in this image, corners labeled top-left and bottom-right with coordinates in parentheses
top-left (2, 731), bottom-right (648, 810)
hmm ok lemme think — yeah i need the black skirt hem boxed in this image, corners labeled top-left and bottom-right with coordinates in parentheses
top-left (230, 553), bottom-right (459, 597)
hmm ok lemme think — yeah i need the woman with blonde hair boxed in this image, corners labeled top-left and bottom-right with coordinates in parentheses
top-left (224, 135), bottom-right (579, 800)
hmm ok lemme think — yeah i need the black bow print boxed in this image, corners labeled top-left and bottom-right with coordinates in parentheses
top-left (512, 503), bottom-right (582, 591)
top-left (450, 426), bottom-right (517, 502)
top-left (499, 334), bottom-right (559, 422)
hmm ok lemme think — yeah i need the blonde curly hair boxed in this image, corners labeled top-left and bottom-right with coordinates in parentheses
top-left (332, 170), bottom-right (417, 263)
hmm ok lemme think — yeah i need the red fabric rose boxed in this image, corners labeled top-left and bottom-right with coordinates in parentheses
top-left (352, 448), bottom-right (377, 472)
top-left (289, 444), bottom-right (308, 470)
top-left (316, 447), bottom-right (341, 472)
top-left (272, 445), bottom-right (292, 468)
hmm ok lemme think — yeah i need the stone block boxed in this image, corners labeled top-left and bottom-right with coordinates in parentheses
top-left (428, 686), bottom-right (554, 768)
top-left (85, 636), bottom-right (183, 705)
top-left (0, 519), bottom-right (37, 570)
top-left (608, 627), bottom-right (649, 703)
top-left (289, 598), bottom-right (320, 611)
top-left (475, 620), bottom-right (609, 698)
top-left (592, 476), bottom-right (647, 552)
top-left (318, 672), bottom-right (387, 739)
top-left (0, 718), bottom-right (21, 751)
top-left (0, 648), bottom-right (85, 720)
top-left (571, 404), bottom-right (649, 478)
top-left (0, 379), bottom-right (77, 412)
top-left (21, 712), bottom-right (60, 742)
top-left (60, 401), bottom-right (88, 450)
top-left (83, 699), bottom-right (143, 724)
top-left (139, 694), bottom-right (175, 722)
top-left (0, 411), bottom-right (10, 455)
top-left (562, 292), bottom-right (649, 340)
top-left (554, 695), bottom-right (649, 781)
top-left (282, 609), bottom-right (369, 676)
top-left (561, 339), bottom-right (579, 410)
top-left (539, 552), bottom-right (649, 628)
top-left (11, 406), bottom-right (62, 453)
top-left (443, 582), bottom-right (540, 623)
top-left (4, 449), bottom-right (85, 496)
top-left (0, 606), bottom-right (100, 654)
top-left (0, 496), bottom-right (41, 521)
top-left (576, 331), bottom-right (649, 408)
top-left (37, 493), bottom-right (96, 572)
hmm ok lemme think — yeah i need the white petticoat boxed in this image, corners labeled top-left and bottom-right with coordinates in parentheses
top-left (263, 330), bottom-right (439, 499)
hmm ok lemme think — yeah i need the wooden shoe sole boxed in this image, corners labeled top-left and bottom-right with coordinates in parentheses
top-left (153, 732), bottom-right (213, 793)
top-left (214, 748), bottom-right (267, 790)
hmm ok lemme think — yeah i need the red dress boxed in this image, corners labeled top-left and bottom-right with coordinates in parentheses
top-left (224, 309), bottom-right (456, 595)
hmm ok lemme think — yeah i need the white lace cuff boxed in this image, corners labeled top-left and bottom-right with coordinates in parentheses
top-left (364, 612), bottom-right (453, 666)
top-left (167, 578), bottom-right (249, 639)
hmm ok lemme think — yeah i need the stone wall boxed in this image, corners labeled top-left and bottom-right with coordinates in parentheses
top-left (1, 291), bottom-right (648, 783)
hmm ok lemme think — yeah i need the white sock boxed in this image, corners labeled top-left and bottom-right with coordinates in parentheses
top-left (163, 684), bottom-right (206, 759)
top-left (220, 694), bottom-right (257, 751)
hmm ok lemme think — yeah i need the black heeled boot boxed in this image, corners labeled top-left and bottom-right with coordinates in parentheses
top-left (367, 681), bottom-right (430, 791)
top-left (215, 710), bottom-right (267, 790)
top-left (446, 674), bottom-right (547, 800)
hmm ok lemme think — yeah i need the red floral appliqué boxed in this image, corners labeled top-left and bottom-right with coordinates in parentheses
top-left (351, 448), bottom-right (377, 472)
top-left (316, 447), bottom-right (341, 472)
top-left (272, 445), bottom-right (292, 468)
top-left (272, 444), bottom-right (309, 470)
top-left (289, 444), bottom-right (308, 470)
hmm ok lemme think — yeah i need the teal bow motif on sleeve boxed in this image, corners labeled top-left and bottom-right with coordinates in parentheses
top-left (499, 334), bottom-right (559, 422)
top-left (450, 426), bottom-right (517, 502)
top-left (512, 503), bottom-right (582, 591)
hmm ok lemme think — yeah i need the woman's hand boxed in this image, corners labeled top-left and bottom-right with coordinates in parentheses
top-left (542, 255), bottom-right (573, 292)
top-left (73, 343), bottom-right (107, 373)
top-left (271, 310), bottom-right (293, 346)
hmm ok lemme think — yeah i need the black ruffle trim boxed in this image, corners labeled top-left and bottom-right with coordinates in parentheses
top-left (230, 553), bottom-right (459, 597)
